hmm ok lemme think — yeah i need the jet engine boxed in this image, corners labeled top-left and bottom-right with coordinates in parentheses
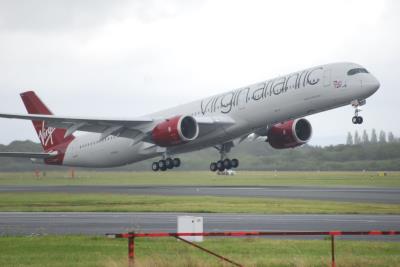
top-left (267, 118), bottom-right (312, 149)
top-left (152, 115), bottom-right (199, 147)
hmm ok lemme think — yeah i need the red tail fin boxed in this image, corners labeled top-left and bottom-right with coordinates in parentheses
top-left (20, 91), bottom-right (74, 152)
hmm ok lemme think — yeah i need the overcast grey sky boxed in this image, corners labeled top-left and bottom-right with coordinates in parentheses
top-left (0, 0), bottom-right (399, 146)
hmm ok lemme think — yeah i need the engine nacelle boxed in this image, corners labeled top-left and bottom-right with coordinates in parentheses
top-left (152, 115), bottom-right (199, 147)
top-left (267, 118), bottom-right (312, 149)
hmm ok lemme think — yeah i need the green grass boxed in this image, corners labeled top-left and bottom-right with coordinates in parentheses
top-left (1, 171), bottom-right (399, 214)
top-left (0, 193), bottom-right (399, 214)
top-left (0, 235), bottom-right (399, 267)
top-left (0, 171), bottom-right (400, 187)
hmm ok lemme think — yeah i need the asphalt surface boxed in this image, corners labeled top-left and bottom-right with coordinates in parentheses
top-left (1, 212), bottom-right (399, 240)
top-left (1, 185), bottom-right (399, 203)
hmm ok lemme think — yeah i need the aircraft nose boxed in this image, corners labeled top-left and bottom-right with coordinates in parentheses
top-left (363, 75), bottom-right (380, 95)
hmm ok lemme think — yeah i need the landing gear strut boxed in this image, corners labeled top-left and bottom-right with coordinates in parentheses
top-left (152, 157), bottom-right (181, 172)
top-left (351, 100), bottom-right (365, 124)
top-left (209, 143), bottom-right (239, 172)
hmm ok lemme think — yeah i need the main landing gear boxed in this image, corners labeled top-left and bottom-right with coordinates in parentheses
top-left (152, 157), bottom-right (181, 172)
top-left (209, 143), bottom-right (239, 172)
top-left (210, 158), bottom-right (239, 172)
top-left (351, 99), bottom-right (365, 125)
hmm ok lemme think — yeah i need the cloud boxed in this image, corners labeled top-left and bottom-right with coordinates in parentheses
top-left (0, 0), bottom-right (201, 33)
top-left (0, 0), bottom-right (122, 33)
top-left (0, 0), bottom-right (399, 146)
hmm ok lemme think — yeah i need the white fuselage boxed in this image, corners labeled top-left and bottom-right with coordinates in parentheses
top-left (62, 62), bottom-right (379, 167)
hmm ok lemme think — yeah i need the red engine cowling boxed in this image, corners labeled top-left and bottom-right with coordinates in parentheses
top-left (152, 115), bottom-right (199, 147)
top-left (267, 118), bottom-right (312, 149)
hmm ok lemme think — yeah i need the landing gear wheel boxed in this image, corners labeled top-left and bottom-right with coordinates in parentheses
top-left (223, 159), bottom-right (232, 169)
top-left (173, 158), bottom-right (181, 168)
top-left (352, 116), bottom-right (364, 124)
top-left (231, 158), bottom-right (239, 168)
top-left (210, 162), bottom-right (217, 172)
top-left (165, 158), bottom-right (174, 169)
top-left (216, 160), bottom-right (225, 172)
top-left (158, 160), bottom-right (167, 171)
top-left (151, 162), bottom-right (159, 171)
top-left (210, 143), bottom-right (241, 172)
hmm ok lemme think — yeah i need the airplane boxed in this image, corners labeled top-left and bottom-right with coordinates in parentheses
top-left (0, 62), bottom-right (380, 172)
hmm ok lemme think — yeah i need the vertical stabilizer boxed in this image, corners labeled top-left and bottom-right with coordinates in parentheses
top-left (20, 91), bottom-right (74, 152)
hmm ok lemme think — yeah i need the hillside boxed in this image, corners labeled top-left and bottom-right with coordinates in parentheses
top-left (1, 139), bottom-right (400, 171)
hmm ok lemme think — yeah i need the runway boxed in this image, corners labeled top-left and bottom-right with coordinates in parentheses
top-left (0, 212), bottom-right (399, 240)
top-left (1, 185), bottom-right (399, 203)
top-left (1, 185), bottom-right (398, 240)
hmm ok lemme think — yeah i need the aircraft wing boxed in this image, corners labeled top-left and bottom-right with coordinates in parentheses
top-left (0, 152), bottom-right (57, 158)
top-left (0, 113), bottom-right (154, 140)
top-left (194, 115), bottom-right (235, 137)
top-left (194, 115), bottom-right (235, 125)
top-left (0, 113), bottom-right (235, 142)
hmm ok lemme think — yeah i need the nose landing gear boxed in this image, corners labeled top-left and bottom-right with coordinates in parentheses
top-left (352, 111), bottom-right (363, 124)
top-left (351, 99), bottom-right (365, 124)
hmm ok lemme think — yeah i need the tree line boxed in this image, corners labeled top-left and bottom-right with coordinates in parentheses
top-left (346, 129), bottom-right (398, 145)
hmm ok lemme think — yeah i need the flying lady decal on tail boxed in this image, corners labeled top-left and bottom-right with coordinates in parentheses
top-left (38, 121), bottom-right (55, 147)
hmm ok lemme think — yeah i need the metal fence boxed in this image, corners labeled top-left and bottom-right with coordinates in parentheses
top-left (106, 230), bottom-right (400, 267)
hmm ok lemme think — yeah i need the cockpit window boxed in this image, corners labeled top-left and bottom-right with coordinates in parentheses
top-left (347, 68), bottom-right (369, 75)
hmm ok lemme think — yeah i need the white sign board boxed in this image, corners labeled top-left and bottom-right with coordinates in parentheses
top-left (177, 216), bottom-right (203, 242)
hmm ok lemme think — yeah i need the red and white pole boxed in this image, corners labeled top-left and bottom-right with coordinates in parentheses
top-left (128, 233), bottom-right (135, 267)
top-left (331, 235), bottom-right (336, 267)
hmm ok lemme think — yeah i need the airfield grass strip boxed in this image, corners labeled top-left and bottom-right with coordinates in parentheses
top-left (0, 171), bottom-right (400, 187)
top-left (0, 235), bottom-right (399, 267)
top-left (0, 193), bottom-right (399, 214)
